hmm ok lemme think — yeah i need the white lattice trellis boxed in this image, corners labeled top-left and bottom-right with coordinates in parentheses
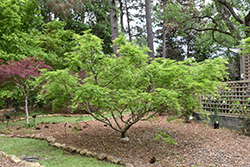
top-left (243, 54), bottom-right (250, 80)
top-left (201, 80), bottom-right (250, 115)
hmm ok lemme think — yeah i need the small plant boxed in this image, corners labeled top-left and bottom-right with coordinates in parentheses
top-left (105, 145), bottom-right (111, 151)
top-left (177, 120), bottom-right (183, 124)
top-left (213, 105), bottom-right (219, 124)
top-left (239, 112), bottom-right (250, 136)
top-left (0, 129), bottom-right (11, 135)
top-left (71, 122), bottom-right (82, 135)
top-left (23, 123), bottom-right (35, 128)
top-left (200, 112), bottom-right (210, 124)
top-left (153, 130), bottom-right (177, 145)
top-left (238, 98), bottom-right (250, 135)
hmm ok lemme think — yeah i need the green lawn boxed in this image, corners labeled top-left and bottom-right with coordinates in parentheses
top-left (0, 112), bottom-right (127, 166)
top-left (0, 137), bottom-right (122, 167)
top-left (0, 111), bottom-right (129, 131)
top-left (0, 115), bottom-right (93, 130)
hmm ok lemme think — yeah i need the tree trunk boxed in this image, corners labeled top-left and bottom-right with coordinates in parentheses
top-left (109, 0), bottom-right (120, 57)
top-left (125, 0), bottom-right (132, 42)
top-left (119, 0), bottom-right (125, 33)
top-left (25, 95), bottom-right (29, 124)
top-left (121, 131), bottom-right (126, 138)
top-left (162, 0), bottom-right (167, 58)
top-left (145, 0), bottom-right (154, 60)
top-left (162, 29), bottom-right (166, 58)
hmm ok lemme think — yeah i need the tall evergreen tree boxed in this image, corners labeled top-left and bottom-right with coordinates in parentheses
top-left (145, 0), bottom-right (154, 59)
top-left (109, 0), bottom-right (119, 56)
top-left (37, 0), bottom-right (113, 54)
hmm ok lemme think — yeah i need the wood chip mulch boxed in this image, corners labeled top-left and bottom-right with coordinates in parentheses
top-left (6, 115), bottom-right (250, 167)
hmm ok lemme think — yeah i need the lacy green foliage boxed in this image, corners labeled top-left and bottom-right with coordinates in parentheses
top-left (37, 31), bottom-right (228, 137)
top-left (64, 30), bottom-right (104, 72)
top-left (154, 130), bottom-right (177, 145)
top-left (0, 0), bottom-right (44, 61)
top-left (37, 69), bottom-right (79, 111)
top-left (240, 37), bottom-right (250, 54)
top-left (35, 21), bottom-right (76, 69)
top-left (238, 98), bottom-right (250, 136)
top-left (0, 88), bottom-right (14, 108)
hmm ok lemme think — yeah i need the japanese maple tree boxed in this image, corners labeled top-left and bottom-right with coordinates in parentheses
top-left (0, 57), bottom-right (52, 123)
top-left (38, 32), bottom-right (228, 140)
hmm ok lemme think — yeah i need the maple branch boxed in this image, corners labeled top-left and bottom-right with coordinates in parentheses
top-left (186, 15), bottom-right (233, 37)
top-left (14, 81), bottom-right (27, 96)
top-left (212, 30), bottom-right (223, 44)
top-left (216, 0), bottom-right (244, 24)
top-left (185, 27), bottom-right (232, 36)
top-left (245, 12), bottom-right (250, 26)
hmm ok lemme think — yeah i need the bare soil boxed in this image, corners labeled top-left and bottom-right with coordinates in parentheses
top-left (4, 115), bottom-right (250, 167)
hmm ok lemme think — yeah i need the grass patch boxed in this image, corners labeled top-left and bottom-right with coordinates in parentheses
top-left (0, 116), bottom-right (93, 128)
top-left (0, 110), bottom-right (131, 133)
top-left (0, 137), bottom-right (122, 167)
top-left (0, 116), bottom-right (95, 135)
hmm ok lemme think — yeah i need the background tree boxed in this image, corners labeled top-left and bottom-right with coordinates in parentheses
top-left (0, 0), bottom-right (51, 110)
top-left (0, 0), bottom-right (44, 61)
top-left (109, 0), bottom-right (120, 56)
top-left (0, 57), bottom-right (52, 123)
top-left (162, 0), bottom-right (167, 59)
top-left (153, 0), bottom-right (249, 79)
top-left (124, 0), bottom-right (132, 42)
top-left (145, 0), bottom-right (154, 59)
top-left (37, 0), bottom-right (113, 54)
top-left (35, 21), bottom-right (76, 69)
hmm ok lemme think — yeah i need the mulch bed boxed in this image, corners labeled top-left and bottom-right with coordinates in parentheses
top-left (4, 114), bottom-right (250, 167)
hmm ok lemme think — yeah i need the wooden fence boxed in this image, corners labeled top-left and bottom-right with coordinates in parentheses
top-left (201, 80), bottom-right (250, 115)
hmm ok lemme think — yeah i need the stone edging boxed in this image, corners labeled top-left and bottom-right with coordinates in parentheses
top-left (0, 150), bottom-right (43, 167)
top-left (6, 134), bottom-right (134, 167)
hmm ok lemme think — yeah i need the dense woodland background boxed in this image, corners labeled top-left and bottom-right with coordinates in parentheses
top-left (0, 0), bottom-right (249, 113)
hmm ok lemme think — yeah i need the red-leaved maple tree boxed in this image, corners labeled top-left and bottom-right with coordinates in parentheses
top-left (0, 57), bottom-right (52, 123)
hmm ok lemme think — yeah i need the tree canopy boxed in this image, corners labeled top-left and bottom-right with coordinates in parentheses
top-left (36, 32), bottom-right (228, 138)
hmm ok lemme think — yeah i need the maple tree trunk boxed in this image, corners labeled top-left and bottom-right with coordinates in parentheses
top-left (25, 95), bottom-right (29, 124)
top-left (120, 124), bottom-right (132, 139)
top-left (121, 131), bottom-right (126, 138)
